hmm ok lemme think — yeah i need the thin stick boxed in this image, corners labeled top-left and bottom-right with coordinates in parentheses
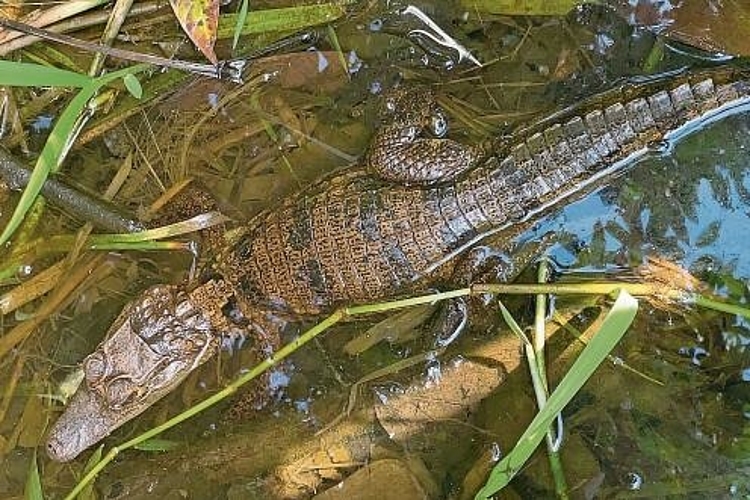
top-left (88, 0), bottom-right (136, 76)
top-left (0, 17), bottom-right (224, 79)
top-left (473, 282), bottom-right (656, 296)
top-left (0, 2), bottom-right (166, 56)
top-left (694, 295), bottom-right (750, 317)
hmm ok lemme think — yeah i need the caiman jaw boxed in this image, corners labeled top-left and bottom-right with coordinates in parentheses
top-left (46, 284), bottom-right (220, 462)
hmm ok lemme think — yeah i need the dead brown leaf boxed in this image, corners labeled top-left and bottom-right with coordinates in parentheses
top-left (668, 1), bottom-right (750, 55)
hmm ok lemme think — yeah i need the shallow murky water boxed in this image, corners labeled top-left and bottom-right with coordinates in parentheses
top-left (2, 1), bottom-right (750, 499)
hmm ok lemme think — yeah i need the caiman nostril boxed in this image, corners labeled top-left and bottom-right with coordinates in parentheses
top-left (46, 436), bottom-right (64, 461)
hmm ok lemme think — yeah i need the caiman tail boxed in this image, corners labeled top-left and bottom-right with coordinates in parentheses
top-left (217, 67), bottom-right (750, 313)
top-left (47, 64), bottom-right (750, 462)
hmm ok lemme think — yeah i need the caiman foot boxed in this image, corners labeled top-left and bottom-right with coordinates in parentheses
top-left (365, 86), bottom-right (484, 186)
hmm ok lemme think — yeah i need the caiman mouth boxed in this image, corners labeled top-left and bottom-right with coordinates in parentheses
top-left (46, 284), bottom-right (220, 462)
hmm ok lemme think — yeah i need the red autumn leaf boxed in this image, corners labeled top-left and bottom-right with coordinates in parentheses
top-left (169, 0), bottom-right (220, 65)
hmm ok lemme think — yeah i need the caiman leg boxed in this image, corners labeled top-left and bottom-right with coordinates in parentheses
top-left (429, 245), bottom-right (521, 347)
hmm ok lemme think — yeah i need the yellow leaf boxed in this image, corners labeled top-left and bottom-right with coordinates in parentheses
top-left (170, 0), bottom-right (220, 65)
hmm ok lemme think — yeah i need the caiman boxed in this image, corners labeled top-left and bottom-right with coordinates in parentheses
top-left (46, 65), bottom-right (750, 462)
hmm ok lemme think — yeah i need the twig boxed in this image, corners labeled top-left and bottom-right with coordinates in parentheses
top-left (0, 17), bottom-right (229, 80)
top-left (88, 0), bottom-right (136, 75)
top-left (0, 0), bottom-right (110, 44)
top-left (0, 147), bottom-right (145, 233)
top-left (0, 2), bottom-right (167, 56)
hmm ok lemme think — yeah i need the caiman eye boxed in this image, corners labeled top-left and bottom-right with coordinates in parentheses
top-left (83, 352), bottom-right (106, 386)
top-left (430, 112), bottom-right (448, 138)
top-left (105, 378), bottom-right (138, 410)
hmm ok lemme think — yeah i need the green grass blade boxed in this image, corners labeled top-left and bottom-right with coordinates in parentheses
top-left (458, 0), bottom-right (598, 16)
top-left (218, 3), bottom-right (349, 38)
top-left (0, 64), bottom-right (148, 247)
top-left (78, 445), bottom-right (103, 500)
top-left (91, 211), bottom-right (228, 243)
top-left (475, 289), bottom-right (638, 499)
top-left (23, 452), bottom-right (44, 500)
top-left (694, 294), bottom-right (750, 319)
top-left (0, 61), bottom-right (92, 87)
top-left (498, 300), bottom-right (532, 347)
top-left (232, 0), bottom-right (250, 49)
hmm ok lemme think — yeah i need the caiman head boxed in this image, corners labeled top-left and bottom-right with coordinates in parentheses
top-left (46, 284), bottom-right (220, 462)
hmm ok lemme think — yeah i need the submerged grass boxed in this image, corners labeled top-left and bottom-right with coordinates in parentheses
top-left (24, 452), bottom-right (43, 500)
top-left (0, 254), bottom-right (112, 360)
top-left (0, 211), bottom-right (227, 283)
top-left (217, 2), bottom-right (350, 39)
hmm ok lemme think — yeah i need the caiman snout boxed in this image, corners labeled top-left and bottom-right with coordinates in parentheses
top-left (46, 383), bottom-right (120, 462)
top-left (46, 284), bottom-right (220, 461)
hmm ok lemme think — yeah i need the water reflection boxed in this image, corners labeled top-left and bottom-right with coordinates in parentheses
top-left (536, 111), bottom-right (750, 282)
top-left (506, 108), bottom-right (750, 496)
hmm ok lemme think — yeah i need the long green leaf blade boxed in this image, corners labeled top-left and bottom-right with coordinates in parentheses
top-left (476, 289), bottom-right (638, 498)
top-left (24, 452), bottom-right (44, 500)
top-left (218, 3), bottom-right (348, 38)
top-left (232, 0), bottom-right (250, 49)
top-left (0, 61), bottom-right (93, 87)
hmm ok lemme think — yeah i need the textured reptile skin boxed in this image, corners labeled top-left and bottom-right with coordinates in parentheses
top-left (46, 66), bottom-right (750, 462)
top-left (217, 72), bottom-right (750, 317)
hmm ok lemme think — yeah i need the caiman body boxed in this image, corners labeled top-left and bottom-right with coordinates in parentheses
top-left (46, 66), bottom-right (750, 461)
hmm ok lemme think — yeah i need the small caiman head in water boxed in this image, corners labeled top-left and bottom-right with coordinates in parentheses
top-left (46, 283), bottom-right (223, 462)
